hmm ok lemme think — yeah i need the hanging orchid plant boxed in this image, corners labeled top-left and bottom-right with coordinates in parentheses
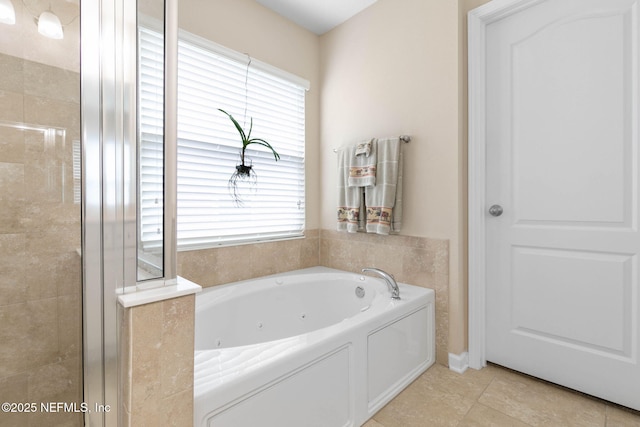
top-left (218, 109), bottom-right (280, 205)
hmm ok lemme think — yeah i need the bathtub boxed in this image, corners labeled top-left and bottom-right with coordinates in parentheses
top-left (194, 266), bottom-right (435, 427)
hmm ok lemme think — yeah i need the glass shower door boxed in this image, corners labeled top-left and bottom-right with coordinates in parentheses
top-left (0, 1), bottom-right (83, 426)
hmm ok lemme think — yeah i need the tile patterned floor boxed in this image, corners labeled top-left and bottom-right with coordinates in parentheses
top-left (364, 363), bottom-right (640, 427)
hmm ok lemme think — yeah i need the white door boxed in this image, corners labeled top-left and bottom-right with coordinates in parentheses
top-left (484, 0), bottom-right (640, 410)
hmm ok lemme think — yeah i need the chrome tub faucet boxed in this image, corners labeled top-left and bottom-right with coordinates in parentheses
top-left (362, 268), bottom-right (400, 300)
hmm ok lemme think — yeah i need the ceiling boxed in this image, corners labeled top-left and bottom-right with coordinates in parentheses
top-left (254, 0), bottom-right (378, 35)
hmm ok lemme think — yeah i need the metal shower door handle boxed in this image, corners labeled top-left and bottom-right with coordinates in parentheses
top-left (489, 204), bottom-right (503, 217)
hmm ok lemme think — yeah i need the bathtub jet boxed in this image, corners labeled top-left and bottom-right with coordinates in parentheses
top-left (194, 266), bottom-right (435, 427)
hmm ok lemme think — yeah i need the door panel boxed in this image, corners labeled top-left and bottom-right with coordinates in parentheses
top-left (485, 0), bottom-right (640, 410)
top-left (511, 247), bottom-right (632, 354)
top-left (512, 10), bottom-right (630, 226)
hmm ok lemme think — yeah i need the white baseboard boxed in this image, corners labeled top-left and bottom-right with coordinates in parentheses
top-left (448, 352), bottom-right (469, 374)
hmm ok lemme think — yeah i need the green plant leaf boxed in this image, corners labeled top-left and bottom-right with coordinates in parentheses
top-left (218, 108), bottom-right (279, 162)
top-left (218, 109), bottom-right (246, 141)
top-left (248, 138), bottom-right (280, 161)
top-left (246, 117), bottom-right (253, 142)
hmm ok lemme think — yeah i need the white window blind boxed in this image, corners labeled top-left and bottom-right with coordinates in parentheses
top-left (139, 26), bottom-right (165, 249)
top-left (139, 28), bottom-right (307, 250)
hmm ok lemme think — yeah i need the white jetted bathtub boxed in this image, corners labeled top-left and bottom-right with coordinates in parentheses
top-left (194, 266), bottom-right (435, 427)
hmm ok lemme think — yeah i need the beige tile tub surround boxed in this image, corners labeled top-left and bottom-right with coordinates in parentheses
top-left (320, 229), bottom-right (449, 365)
top-left (177, 229), bottom-right (320, 287)
top-left (120, 294), bottom-right (195, 427)
top-left (178, 229), bottom-right (450, 366)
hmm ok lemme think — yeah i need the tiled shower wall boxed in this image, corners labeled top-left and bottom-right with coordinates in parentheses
top-left (178, 228), bottom-right (449, 365)
top-left (0, 53), bottom-right (82, 426)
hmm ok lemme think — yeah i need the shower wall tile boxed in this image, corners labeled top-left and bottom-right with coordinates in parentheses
top-left (320, 229), bottom-right (450, 365)
top-left (0, 162), bottom-right (25, 202)
top-left (0, 90), bottom-right (23, 123)
top-left (0, 302), bottom-right (31, 377)
top-left (0, 54), bottom-right (24, 93)
top-left (24, 250), bottom-right (80, 302)
top-left (25, 298), bottom-right (60, 368)
top-left (23, 96), bottom-right (80, 133)
top-left (0, 373), bottom-right (28, 427)
top-left (23, 128), bottom-right (51, 158)
top-left (0, 53), bottom-right (82, 426)
top-left (58, 293), bottom-right (82, 360)
top-left (0, 234), bottom-right (26, 306)
top-left (55, 253), bottom-right (82, 298)
top-left (0, 200), bottom-right (26, 235)
top-left (121, 294), bottom-right (195, 427)
top-left (25, 226), bottom-right (81, 255)
top-left (23, 202), bottom-right (81, 232)
top-left (24, 253), bottom-right (62, 300)
top-left (27, 357), bottom-right (82, 427)
top-left (23, 61), bottom-right (80, 104)
top-left (24, 159), bottom-right (65, 204)
top-left (0, 298), bottom-right (59, 379)
top-left (0, 125), bottom-right (25, 164)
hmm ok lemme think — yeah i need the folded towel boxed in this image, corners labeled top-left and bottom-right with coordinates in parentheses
top-left (365, 137), bottom-right (403, 235)
top-left (355, 140), bottom-right (372, 156)
top-left (348, 138), bottom-right (376, 187)
top-left (337, 144), bottom-right (364, 232)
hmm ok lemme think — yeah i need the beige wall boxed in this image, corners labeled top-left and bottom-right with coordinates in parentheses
top-left (319, 0), bottom-right (465, 355)
top-left (178, 0), bottom-right (321, 231)
top-left (178, 0), bottom-right (495, 359)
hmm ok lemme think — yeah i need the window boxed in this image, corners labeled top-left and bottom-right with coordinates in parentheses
top-left (139, 25), bottom-right (165, 250)
top-left (139, 28), bottom-right (308, 250)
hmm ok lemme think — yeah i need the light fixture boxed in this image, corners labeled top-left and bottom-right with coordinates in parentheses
top-left (0, 0), bottom-right (16, 25)
top-left (37, 8), bottom-right (63, 39)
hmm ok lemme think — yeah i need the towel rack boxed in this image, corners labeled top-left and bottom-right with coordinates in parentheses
top-left (333, 135), bottom-right (411, 153)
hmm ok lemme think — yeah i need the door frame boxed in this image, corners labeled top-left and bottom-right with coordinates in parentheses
top-left (467, 0), bottom-right (547, 370)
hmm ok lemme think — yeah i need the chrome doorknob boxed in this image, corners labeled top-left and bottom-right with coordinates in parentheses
top-left (489, 205), bottom-right (503, 217)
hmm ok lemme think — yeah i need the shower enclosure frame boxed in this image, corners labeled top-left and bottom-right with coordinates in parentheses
top-left (81, 0), bottom-right (178, 424)
top-left (81, 0), bottom-right (138, 425)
